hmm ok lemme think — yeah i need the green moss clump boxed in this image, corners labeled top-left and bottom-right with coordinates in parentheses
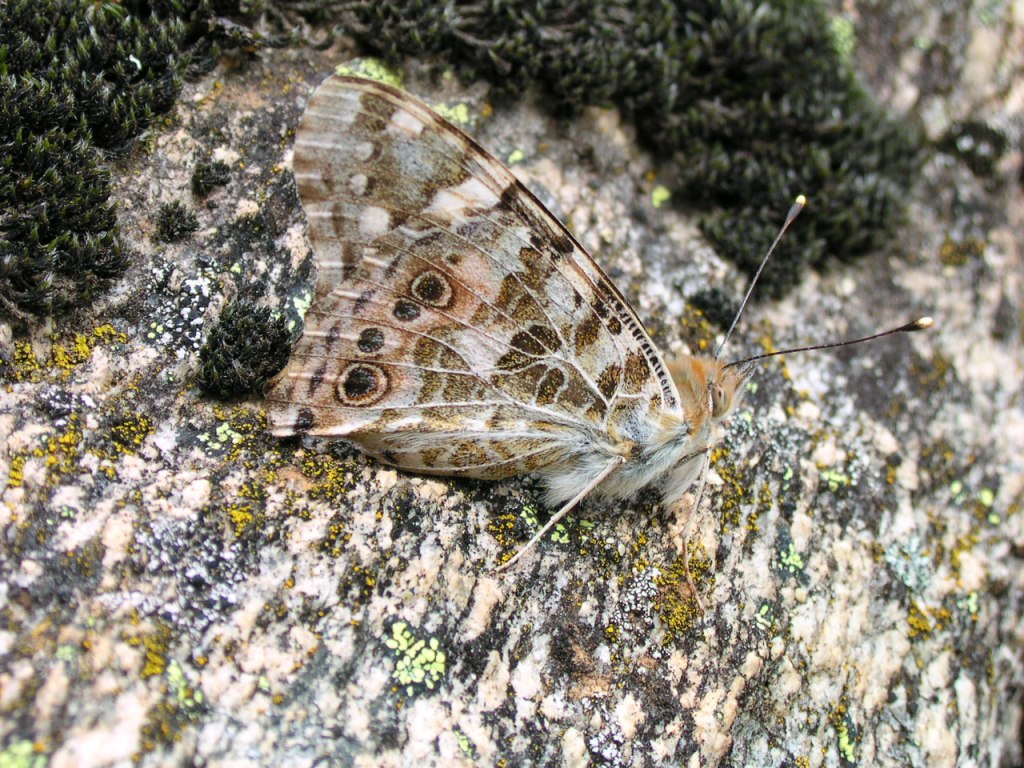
top-left (290, 0), bottom-right (921, 298)
top-left (0, 0), bottom-right (193, 321)
top-left (155, 200), bottom-right (198, 242)
top-left (196, 299), bottom-right (292, 398)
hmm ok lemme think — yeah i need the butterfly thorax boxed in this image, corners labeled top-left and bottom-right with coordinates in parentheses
top-left (540, 355), bottom-right (748, 507)
top-left (635, 355), bottom-right (747, 507)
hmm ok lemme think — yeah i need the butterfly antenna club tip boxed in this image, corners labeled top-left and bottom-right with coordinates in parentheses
top-left (726, 315), bottom-right (935, 368)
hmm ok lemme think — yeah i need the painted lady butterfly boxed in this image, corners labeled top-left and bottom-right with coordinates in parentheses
top-left (266, 75), bottom-right (930, 575)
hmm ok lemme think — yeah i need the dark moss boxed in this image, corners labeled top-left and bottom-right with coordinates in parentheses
top-left (0, 74), bottom-right (128, 320)
top-left (688, 287), bottom-right (739, 330)
top-left (190, 158), bottom-right (231, 197)
top-left (1, 0), bottom-right (190, 148)
top-left (937, 120), bottom-right (1008, 178)
top-left (276, 0), bottom-right (922, 298)
top-left (196, 299), bottom-right (292, 398)
top-left (0, 0), bottom-right (197, 321)
top-left (155, 200), bottom-right (199, 242)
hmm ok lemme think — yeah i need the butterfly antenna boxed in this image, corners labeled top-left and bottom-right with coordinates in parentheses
top-left (714, 195), bottom-right (806, 360)
top-left (724, 316), bottom-right (934, 369)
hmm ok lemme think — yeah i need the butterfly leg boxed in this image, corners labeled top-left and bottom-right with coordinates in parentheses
top-left (494, 457), bottom-right (626, 573)
top-left (680, 448), bottom-right (712, 614)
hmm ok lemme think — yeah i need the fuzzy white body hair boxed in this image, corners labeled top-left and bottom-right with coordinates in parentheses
top-left (538, 355), bottom-right (746, 511)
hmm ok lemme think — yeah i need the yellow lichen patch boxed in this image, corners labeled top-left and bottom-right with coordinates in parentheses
top-left (601, 625), bottom-right (621, 650)
top-left (920, 438), bottom-right (957, 486)
top-left (300, 452), bottom-right (358, 505)
top-left (629, 531), bottom-right (650, 562)
top-left (225, 481), bottom-right (268, 538)
top-left (50, 333), bottom-right (95, 373)
top-left (355, 564), bottom-right (376, 590)
top-left (278, 487), bottom-right (310, 523)
top-left (200, 405), bottom-right (268, 464)
top-left (710, 446), bottom-right (750, 534)
top-left (938, 235), bottom-right (985, 266)
top-left (318, 517), bottom-right (352, 558)
top-left (108, 414), bottom-right (153, 454)
top-left (7, 415), bottom-right (86, 493)
top-left (654, 547), bottom-right (714, 643)
top-left (92, 325), bottom-right (127, 345)
top-left (94, 413), bottom-right (154, 467)
top-left (81, 402), bottom-right (156, 478)
top-left (9, 325), bottom-right (127, 383)
top-left (950, 530), bottom-right (980, 579)
top-left (11, 340), bottom-right (44, 383)
top-left (907, 600), bottom-right (932, 638)
top-left (61, 541), bottom-right (102, 580)
top-left (749, 482), bottom-right (773, 532)
top-left (489, 509), bottom-right (529, 561)
top-left (758, 331), bottom-right (779, 358)
top-left (755, 325), bottom-right (793, 381)
top-left (258, 596), bottom-right (289, 625)
top-left (47, 419), bottom-right (84, 474)
top-left (225, 503), bottom-right (257, 537)
top-left (335, 562), bottom-right (379, 606)
top-left (131, 621), bottom-right (173, 679)
top-left (930, 605), bottom-right (952, 631)
top-left (911, 352), bottom-right (952, 392)
top-left (885, 455), bottom-right (900, 485)
top-left (7, 453), bottom-right (27, 489)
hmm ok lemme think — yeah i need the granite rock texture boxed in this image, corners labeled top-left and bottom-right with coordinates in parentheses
top-left (2, 6), bottom-right (1023, 768)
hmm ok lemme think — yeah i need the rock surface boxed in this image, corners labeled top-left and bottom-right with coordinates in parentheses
top-left (2, 7), bottom-right (1023, 768)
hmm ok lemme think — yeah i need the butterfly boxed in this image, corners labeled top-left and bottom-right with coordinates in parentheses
top-left (264, 75), bottom-right (930, 575)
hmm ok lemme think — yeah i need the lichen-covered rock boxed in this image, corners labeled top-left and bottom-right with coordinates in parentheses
top-left (1, 4), bottom-right (1022, 768)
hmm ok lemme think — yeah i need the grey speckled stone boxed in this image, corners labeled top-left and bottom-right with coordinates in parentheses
top-left (2, 7), bottom-right (1023, 767)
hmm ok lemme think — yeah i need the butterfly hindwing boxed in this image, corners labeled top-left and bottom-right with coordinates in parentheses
top-left (266, 76), bottom-right (681, 477)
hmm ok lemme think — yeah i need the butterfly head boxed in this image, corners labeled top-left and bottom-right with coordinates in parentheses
top-left (668, 355), bottom-right (750, 426)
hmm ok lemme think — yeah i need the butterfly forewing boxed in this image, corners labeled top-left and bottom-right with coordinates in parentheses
top-left (266, 76), bottom-right (681, 478)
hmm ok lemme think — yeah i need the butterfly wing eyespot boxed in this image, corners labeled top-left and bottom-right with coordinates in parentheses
top-left (336, 363), bottom-right (390, 406)
top-left (265, 74), bottom-right (688, 492)
top-left (408, 269), bottom-right (455, 309)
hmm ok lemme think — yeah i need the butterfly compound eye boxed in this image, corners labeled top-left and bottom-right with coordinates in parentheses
top-left (711, 383), bottom-right (728, 418)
